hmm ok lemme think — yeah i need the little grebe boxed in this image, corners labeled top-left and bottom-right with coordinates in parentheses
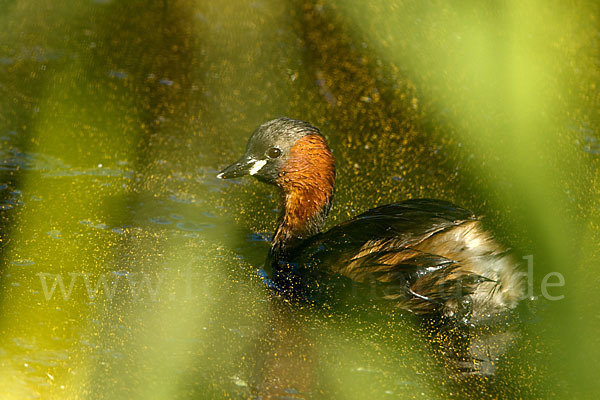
top-left (218, 118), bottom-right (523, 321)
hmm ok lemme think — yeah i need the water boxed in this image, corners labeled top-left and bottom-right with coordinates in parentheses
top-left (1, 0), bottom-right (598, 398)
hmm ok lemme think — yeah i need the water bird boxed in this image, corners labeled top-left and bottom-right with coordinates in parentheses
top-left (218, 118), bottom-right (523, 322)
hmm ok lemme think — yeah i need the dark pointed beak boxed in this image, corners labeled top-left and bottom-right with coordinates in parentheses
top-left (217, 156), bottom-right (255, 179)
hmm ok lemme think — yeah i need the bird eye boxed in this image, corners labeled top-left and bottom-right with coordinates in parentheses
top-left (266, 147), bottom-right (282, 159)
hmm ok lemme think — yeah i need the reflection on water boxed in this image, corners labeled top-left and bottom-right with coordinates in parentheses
top-left (0, 0), bottom-right (597, 398)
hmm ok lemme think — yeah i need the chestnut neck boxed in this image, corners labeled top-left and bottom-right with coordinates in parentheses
top-left (270, 134), bottom-right (335, 260)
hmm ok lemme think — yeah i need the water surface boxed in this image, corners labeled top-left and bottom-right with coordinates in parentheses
top-left (0, 0), bottom-right (598, 398)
